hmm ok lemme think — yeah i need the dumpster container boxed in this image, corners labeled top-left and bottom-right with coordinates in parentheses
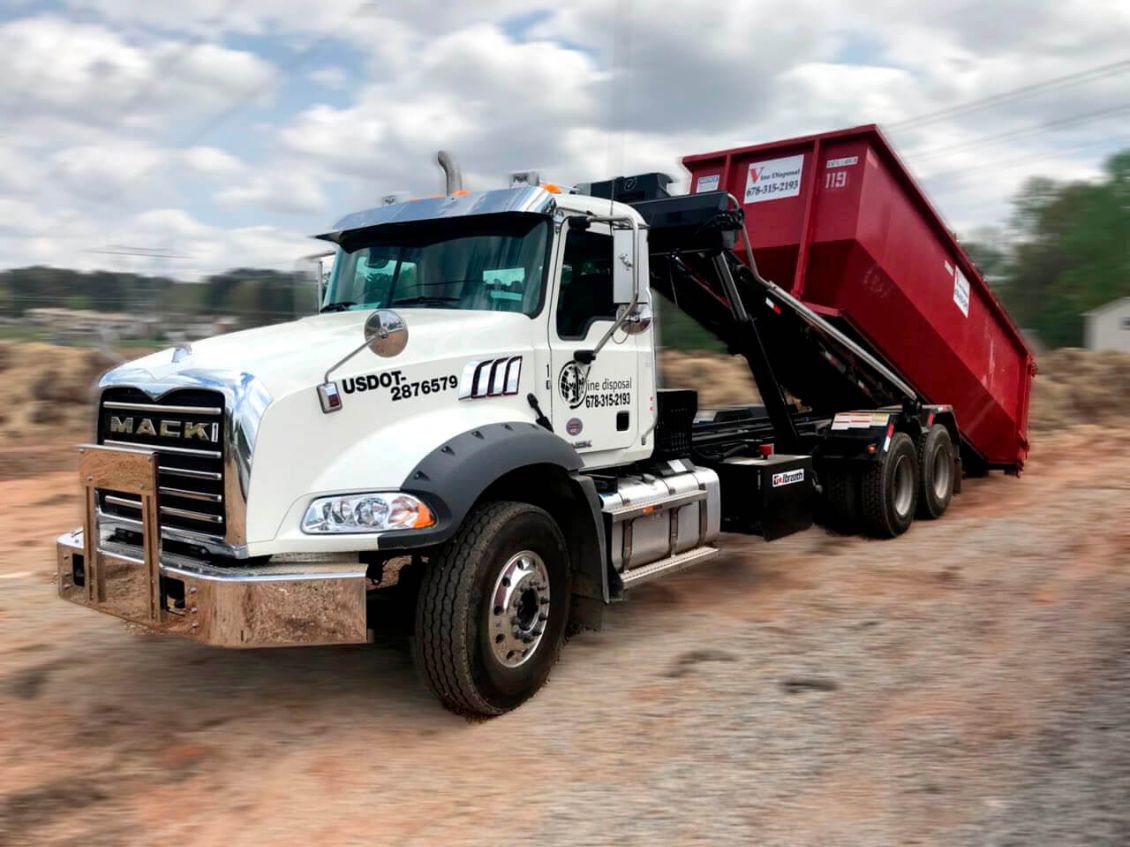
top-left (682, 125), bottom-right (1034, 471)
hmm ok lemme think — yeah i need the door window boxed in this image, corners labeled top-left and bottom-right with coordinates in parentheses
top-left (556, 230), bottom-right (617, 339)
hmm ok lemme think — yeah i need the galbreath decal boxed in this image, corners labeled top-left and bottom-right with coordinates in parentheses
top-left (771, 469), bottom-right (805, 488)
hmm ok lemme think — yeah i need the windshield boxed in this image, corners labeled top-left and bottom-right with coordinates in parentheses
top-left (323, 213), bottom-right (551, 316)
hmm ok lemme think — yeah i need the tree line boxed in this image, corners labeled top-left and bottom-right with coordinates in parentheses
top-left (964, 149), bottom-right (1130, 348)
top-left (0, 266), bottom-right (311, 330)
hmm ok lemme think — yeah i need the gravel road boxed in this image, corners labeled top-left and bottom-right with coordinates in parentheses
top-left (1, 428), bottom-right (1128, 846)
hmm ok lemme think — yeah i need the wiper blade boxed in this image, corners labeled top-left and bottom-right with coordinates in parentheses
top-left (390, 296), bottom-right (461, 307)
top-left (320, 301), bottom-right (357, 313)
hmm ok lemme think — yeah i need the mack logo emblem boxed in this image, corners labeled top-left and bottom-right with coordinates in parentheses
top-left (108, 416), bottom-right (218, 442)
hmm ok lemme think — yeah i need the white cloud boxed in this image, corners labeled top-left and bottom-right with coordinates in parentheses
top-left (0, 15), bottom-right (277, 132)
top-left (216, 168), bottom-right (330, 216)
top-left (281, 23), bottom-right (599, 189)
top-left (308, 66), bottom-right (349, 90)
top-left (49, 142), bottom-right (170, 202)
top-left (2, 0), bottom-right (1129, 279)
top-left (181, 146), bottom-right (244, 177)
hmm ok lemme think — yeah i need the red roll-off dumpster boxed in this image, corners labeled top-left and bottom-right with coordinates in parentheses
top-left (682, 125), bottom-right (1034, 471)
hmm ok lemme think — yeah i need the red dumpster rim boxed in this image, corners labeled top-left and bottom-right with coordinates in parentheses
top-left (681, 124), bottom-right (1036, 367)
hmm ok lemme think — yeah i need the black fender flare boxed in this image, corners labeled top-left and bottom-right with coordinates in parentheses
top-left (381, 420), bottom-right (588, 548)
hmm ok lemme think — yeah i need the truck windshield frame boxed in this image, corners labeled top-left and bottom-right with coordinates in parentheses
top-left (323, 212), bottom-right (553, 317)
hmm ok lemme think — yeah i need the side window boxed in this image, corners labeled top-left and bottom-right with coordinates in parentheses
top-left (556, 230), bottom-right (617, 339)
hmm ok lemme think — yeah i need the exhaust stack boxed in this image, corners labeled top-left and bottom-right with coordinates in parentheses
top-left (436, 150), bottom-right (463, 195)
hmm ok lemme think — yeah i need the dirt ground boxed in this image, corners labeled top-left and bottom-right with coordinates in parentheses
top-left (1, 424), bottom-right (1128, 846)
top-left (1, 343), bottom-right (1129, 845)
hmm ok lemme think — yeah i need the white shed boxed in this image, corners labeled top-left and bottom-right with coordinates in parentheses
top-left (1084, 297), bottom-right (1130, 352)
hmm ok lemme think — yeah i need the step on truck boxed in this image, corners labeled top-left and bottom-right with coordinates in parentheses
top-left (57, 125), bottom-right (1034, 715)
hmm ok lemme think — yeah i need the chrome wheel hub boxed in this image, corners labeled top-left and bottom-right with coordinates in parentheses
top-left (932, 447), bottom-right (952, 500)
top-left (893, 453), bottom-right (914, 518)
top-left (488, 551), bottom-right (550, 668)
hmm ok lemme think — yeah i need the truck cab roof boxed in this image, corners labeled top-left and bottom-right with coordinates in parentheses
top-left (316, 186), bottom-right (643, 245)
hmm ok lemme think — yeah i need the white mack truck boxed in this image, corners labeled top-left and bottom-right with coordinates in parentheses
top-left (57, 144), bottom-right (1004, 715)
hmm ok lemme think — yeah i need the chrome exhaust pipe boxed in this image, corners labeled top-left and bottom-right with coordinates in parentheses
top-left (436, 150), bottom-right (463, 195)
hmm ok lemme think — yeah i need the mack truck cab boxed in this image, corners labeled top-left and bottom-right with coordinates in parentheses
top-left (57, 161), bottom-right (972, 715)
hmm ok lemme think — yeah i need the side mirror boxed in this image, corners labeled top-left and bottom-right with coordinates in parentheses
top-left (612, 227), bottom-right (636, 304)
top-left (364, 309), bottom-right (409, 357)
top-left (619, 302), bottom-right (652, 335)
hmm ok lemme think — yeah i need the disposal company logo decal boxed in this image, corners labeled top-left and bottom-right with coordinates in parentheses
top-left (744, 154), bottom-right (804, 204)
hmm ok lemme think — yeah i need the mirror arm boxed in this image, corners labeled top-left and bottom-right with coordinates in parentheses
top-left (323, 338), bottom-right (372, 385)
top-left (572, 215), bottom-right (641, 364)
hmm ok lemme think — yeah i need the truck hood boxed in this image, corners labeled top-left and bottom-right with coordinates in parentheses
top-left (104, 309), bottom-right (536, 399)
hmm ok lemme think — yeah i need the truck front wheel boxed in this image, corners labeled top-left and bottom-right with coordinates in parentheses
top-left (414, 501), bottom-right (571, 715)
top-left (860, 431), bottom-right (918, 538)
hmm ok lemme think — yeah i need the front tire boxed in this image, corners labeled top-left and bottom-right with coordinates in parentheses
top-left (414, 501), bottom-right (571, 716)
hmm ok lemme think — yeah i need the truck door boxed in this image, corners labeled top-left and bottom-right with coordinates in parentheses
top-left (548, 223), bottom-right (643, 464)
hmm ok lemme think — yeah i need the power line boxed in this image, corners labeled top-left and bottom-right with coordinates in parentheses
top-left (605, 0), bottom-right (634, 181)
top-left (112, 1), bottom-right (252, 124)
top-left (43, 2), bottom-right (377, 253)
top-left (889, 57), bottom-right (1130, 130)
top-left (911, 102), bottom-right (1130, 161)
top-left (921, 132), bottom-right (1130, 186)
top-left (87, 246), bottom-right (188, 259)
top-left (174, 3), bottom-right (377, 150)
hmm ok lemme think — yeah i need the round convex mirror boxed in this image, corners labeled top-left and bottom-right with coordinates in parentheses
top-left (364, 309), bottom-right (408, 357)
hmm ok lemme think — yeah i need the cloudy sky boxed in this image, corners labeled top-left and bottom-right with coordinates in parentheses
top-left (2, 0), bottom-right (1128, 279)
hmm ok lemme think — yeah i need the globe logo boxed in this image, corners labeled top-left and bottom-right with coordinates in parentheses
top-left (558, 361), bottom-right (588, 409)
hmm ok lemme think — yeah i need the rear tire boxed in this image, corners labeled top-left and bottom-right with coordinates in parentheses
top-left (916, 424), bottom-right (955, 519)
top-left (414, 501), bottom-right (571, 716)
top-left (821, 466), bottom-right (860, 533)
top-left (860, 431), bottom-right (918, 538)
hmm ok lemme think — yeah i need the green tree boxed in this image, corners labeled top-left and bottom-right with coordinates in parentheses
top-left (1002, 152), bottom-right (1130, 347)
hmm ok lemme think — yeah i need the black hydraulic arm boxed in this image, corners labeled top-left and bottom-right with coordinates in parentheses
top-left (635, 190), bottom-right (920, 435)
top-left (709, 254), bottom-right (801, 452)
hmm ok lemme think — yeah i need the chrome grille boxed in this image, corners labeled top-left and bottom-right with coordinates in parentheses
top-left (97, 388), bottom-right (226, 539)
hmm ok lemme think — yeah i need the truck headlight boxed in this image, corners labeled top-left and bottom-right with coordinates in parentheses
top-left (301, 492), bottom-right (435, 534)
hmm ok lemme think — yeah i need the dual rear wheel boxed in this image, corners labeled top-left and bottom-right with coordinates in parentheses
top-left (823, 423), bottom-right (956, 538)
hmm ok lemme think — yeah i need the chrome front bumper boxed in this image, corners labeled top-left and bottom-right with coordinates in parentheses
top-left (56, 445), bottom-right (369, 648)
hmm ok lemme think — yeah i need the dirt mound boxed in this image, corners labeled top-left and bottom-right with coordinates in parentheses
top-left (660, 350), bottom-right (760, 408)
top-left (0, 342), bottom-right (125, 441)
top-left (1030, 348), bottom-right (1130, 432)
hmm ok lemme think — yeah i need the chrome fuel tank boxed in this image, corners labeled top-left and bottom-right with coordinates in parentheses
top-left (599, 460), bottom-right (721, 572)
